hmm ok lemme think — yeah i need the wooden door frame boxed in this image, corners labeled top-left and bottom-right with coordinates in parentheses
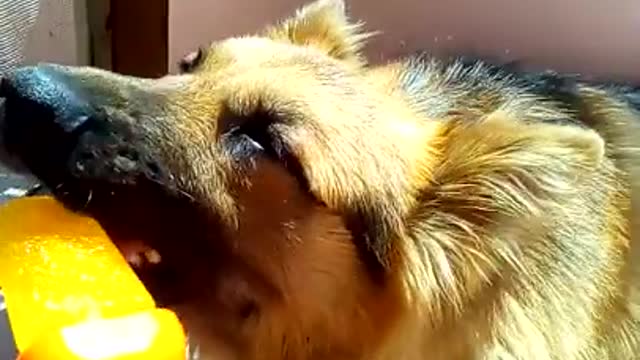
top-left (89, 0), bottom-right (168, 77)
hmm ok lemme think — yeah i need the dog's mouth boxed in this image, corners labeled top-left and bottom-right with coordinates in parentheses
top-left (119, 240), bottom-right (163, 269)
top-left (0, 68), bottom-right (219, 313)
top-left (46, 176), bottom-right (214, 310)
top-left (1, 112), bottom-right (210, 309)
top-left (114, 236), bottom-right (177, 307)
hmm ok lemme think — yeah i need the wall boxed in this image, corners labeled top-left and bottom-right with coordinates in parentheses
top-left (23, 0), bottom-right (89, 66)
top-left (168, 0), bottom-right (640, 83)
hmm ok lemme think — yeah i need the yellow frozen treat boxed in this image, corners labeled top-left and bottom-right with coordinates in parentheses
top-left (0, 196), bottom-right (156, 352)
top-left (18, 308), bottom-right (186, 360)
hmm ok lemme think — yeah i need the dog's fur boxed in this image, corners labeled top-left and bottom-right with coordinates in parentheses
top-left (1, 0), bottom-right (639, 358)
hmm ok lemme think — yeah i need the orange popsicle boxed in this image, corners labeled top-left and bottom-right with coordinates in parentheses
top-left (0, 196), bottom-right (171, 354)
top-left (18, 308), bottom-right (186, 360)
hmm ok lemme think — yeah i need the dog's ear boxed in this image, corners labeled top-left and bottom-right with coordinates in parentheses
top-left (437, 114), bottom-right (606, 209)
top-left (426, 113), bottom-right (607, 253)
top-left (264, 0), bottom-right (375, 66)
top-left (396, 114), bottom-right (609, 312)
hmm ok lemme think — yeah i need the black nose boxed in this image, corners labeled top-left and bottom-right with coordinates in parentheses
top-left (0, 65), bottom-right (93, 132)
top-left (0, 64), bottom-right (93, 177)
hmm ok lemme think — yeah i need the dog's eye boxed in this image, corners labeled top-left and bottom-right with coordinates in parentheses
top-left (230, 119), bottom-right (274, 156)
top-left (178, 47), bottom-right (205, 73)
top-left (220, 112), bottom-right (284, 164)
top-left (221, 113), bottom-right (309, 191)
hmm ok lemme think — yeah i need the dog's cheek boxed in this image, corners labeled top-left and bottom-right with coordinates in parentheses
top-left (232, 204), bottom-right (407, 358)
top-left (178, 157), bottom-right (409, 358)
top-left (179, 218), bottom-right (405, 359)
top-left (172, 302), bottom-right (241, 360)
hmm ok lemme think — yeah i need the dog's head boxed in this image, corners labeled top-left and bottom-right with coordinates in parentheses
top-left (0, 0), bottom-right (438, 358)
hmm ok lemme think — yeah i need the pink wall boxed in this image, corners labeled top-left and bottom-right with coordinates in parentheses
top-left (24, 0), bottom-right (89, 66)
top-left (169, 0), bottom-right (640, 82)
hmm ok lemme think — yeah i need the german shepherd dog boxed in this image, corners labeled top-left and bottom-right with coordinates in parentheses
top-left (0, 0), bottom-right (638, 358)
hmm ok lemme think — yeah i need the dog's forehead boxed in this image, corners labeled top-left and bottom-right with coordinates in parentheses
top-left (200, 36), bottom-right (328, 71)
top-left (221, 37), bottom-right (288, 55)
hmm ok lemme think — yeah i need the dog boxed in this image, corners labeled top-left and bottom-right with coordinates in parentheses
top-left (0, 0), bottom-right (638, 358)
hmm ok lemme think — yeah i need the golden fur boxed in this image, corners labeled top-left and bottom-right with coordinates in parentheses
top-left (1, 0), bottom-right (639, 358)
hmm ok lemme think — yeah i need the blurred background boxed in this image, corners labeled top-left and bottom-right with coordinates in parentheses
top-left (8, 0), bottom-right (640, 79)
top-left (1, 0), bottom-right (640, 200)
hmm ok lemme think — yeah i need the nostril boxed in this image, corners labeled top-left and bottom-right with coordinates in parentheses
top-left (0, 67), bottom-right (100, 176)
top-left (0, 77), bottom-right (7, 142)
top-left (0, 75), bottom-right (16, 99)
top-left (0, 78), bottom-right (8, 101)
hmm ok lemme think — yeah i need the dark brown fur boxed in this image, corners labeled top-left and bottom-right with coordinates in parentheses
top-left (1, 0), bottom-right (639, 358)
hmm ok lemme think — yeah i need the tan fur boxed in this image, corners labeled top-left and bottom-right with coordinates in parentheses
top-left (7, 0), bottom-right (640, 358)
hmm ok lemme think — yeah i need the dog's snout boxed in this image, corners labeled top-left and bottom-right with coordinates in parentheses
top-left (1, 65), bottom-right (92, 134)
top-left (0, 64), bottom-right (97, 178)
top-left (0, 64), bottom-right (168, 194)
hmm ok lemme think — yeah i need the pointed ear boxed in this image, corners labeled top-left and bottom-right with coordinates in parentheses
top-left (435, 113), bottom-right (607, 221)
top-left (264, 0), bottom-right (375, 66)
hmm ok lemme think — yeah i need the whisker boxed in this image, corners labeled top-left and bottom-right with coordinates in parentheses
top-left (146, 176), bottom-right (195, 201)
top-left (25, 183), bottom-right (45, 197)
top-left (83, 189), bottom-right (93, 208)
